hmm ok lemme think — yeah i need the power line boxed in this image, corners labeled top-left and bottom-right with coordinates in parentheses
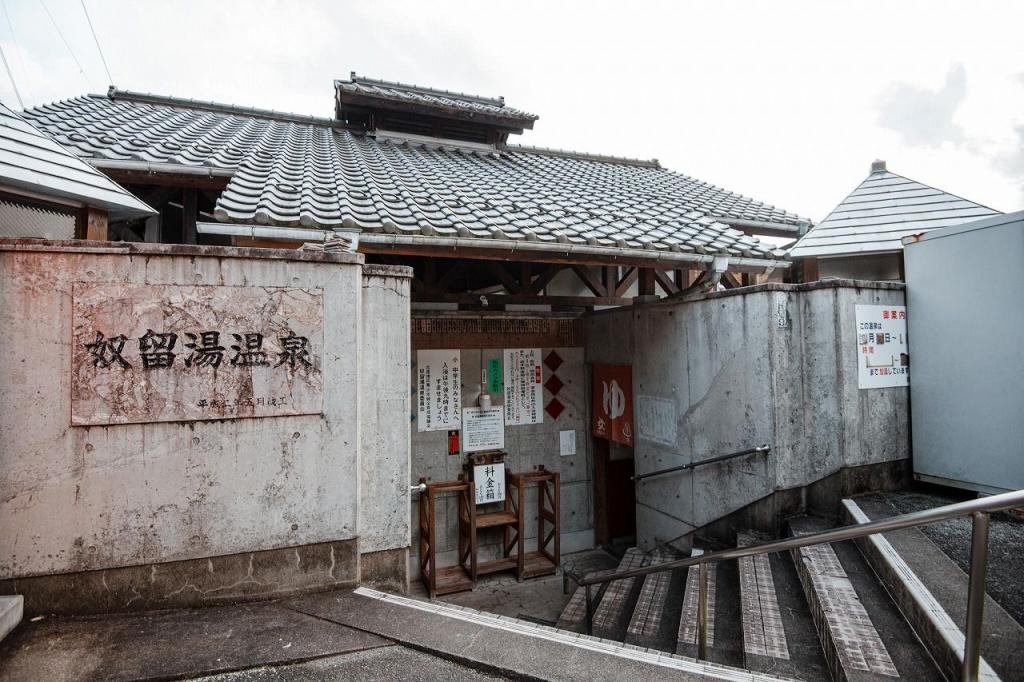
top-left (40, 0), bottom-right (92, 89)
top-left (1, 0), bottom-right (29, 105)
top-left (79, 0), bottom-right (111, 85)
top-left (0, 40), bottom-right (23, 108)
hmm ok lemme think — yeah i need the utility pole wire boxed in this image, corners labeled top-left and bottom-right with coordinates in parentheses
top-left (0, 41), bottom-right (23, 108)
top-left (80, 0), bottom-right (111, 86)
top-left (1, 0), bottom-right (29, 106)
top-left (40, 0), bottom-right (92, 89)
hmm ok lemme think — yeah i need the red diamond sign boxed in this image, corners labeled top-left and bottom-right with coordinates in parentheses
top-left (544, 374), bottom-right (564, 395)
top-left (544, 350), bottom-right (563, 372)
top-left (545, 398), bottom-right (565, 420)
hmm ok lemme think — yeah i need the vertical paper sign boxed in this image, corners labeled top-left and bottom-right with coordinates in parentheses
top-left (462, 407), bottom-right (505, 452)
top-left (416, 349), bottom-right (461, 431)
top-left (855, 305), bottom-right (909, 389)
top-left (503, 348), bottom-right (543, 425)
top-left (487, 357), bottom-right (503, 393)
top-left (592, 364), bottom-right (634, 446)
top-left (474, 463), bottom-right (506, 505)
top-left (560, 430), bottom-right (576, 456)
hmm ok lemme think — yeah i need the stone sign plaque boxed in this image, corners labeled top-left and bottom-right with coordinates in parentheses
top-left (71, 283), bottom-right (324, 425)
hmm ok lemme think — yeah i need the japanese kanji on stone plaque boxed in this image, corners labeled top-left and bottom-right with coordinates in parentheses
top-left (71, 283), bottom-right (324, 425)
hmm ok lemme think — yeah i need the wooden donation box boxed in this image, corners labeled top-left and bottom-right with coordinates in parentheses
top-left (417, 450), bottom-right (561, 598)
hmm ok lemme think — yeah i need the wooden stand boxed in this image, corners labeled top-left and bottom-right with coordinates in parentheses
top-left (509, 466), bottom-right (561, 579)
top-left (466, 466), bottom-right (522, 580)
top-left (418, 477), bottom-right (475, 598)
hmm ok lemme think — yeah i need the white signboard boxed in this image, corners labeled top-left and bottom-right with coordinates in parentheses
top-left (474, 463), bottom-right (506, 504)
top-left (637, 395), bottom-right (678, 446)
top-left (503, 348), bottom-right (543, 425)
top-left (560, 430), bottom-right (576, 456)
top-left (856, 305), bottom-right (909, 389)
top-left (462, 407), bottom-right (505, 452)
top-left (416, 349), bottom-right (461, 431)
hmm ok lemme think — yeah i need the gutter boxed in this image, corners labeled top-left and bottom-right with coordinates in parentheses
top-left (715, 217), bottom-right (811, 237)
top-left (196, 222), bottom-right (790, 272)
top-left (88, 159), bottom-right (235, 178)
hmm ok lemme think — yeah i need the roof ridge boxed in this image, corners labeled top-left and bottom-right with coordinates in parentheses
top-left (502, 143), bottom-right (661, 168)
top-left (346, 73), bottom-right (507, 108)
top-left (101, 88), bottom-right (354, 130)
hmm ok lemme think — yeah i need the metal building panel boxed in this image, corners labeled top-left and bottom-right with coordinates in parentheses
top-left (0, 199), bottom-right (74, 239)
top-left (904, 211), bottom-right (1024, 493)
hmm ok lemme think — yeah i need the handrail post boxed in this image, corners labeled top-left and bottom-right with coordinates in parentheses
top-left (962, 511), bottom-right (989, 682)
top-left (584, 583), bottom-right (594, 637)
top-left (697, 561), bottom-right (709, 660)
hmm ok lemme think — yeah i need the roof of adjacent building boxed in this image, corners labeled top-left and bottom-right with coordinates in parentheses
top-left (335, 74), bottom-right (538, 130)
top-left (24, 89), bottom-right (810, 261)
top-left (789, 160), bottom-right (1001, 259)
top-left (0, 101), bottom-right (154, 220)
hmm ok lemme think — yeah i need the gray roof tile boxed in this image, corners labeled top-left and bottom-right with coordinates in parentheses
top-left (0, 101), bottom-right (153, 219)
top-left (789, 164), bottom-right (1001, 258)
top-left (24, 93), bottom-right (809, 261)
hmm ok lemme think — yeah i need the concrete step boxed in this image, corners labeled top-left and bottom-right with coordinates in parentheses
top-left (843, 497), bottom-right (1005, 681)
top-left (737, 532), bottom-right (790, 669)
top-left (676, 549), bottom-right (717, 658)
top-left (557, 568), bottom-right (616, 631)
top-left (592, 547), bottom-right (648, 640)
top-left (0, 595), bottom-right (22, 642)
top-left (789, 515), bottom-right (943, 682)
top-left (624, 549), bottom-right (683, 651)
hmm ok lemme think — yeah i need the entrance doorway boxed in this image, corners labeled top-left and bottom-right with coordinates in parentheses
top-left (593, 437), bottom-right (637, 546)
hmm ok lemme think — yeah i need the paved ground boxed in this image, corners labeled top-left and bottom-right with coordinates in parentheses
top-left (859, 488), bottom-right (1024, 625)
top-left (427, 548), bottom-right (620, 622)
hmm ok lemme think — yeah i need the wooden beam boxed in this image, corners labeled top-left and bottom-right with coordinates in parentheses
top-left (571, 265), bottom-right (607, 297)
top-left (436, 261), bottom-right (466, 291)
top-left (413, 292), bottom-right (632, 307)
top-left (103, 169), bottom-right (229, 191)
top-left (488, 262), bottom-right (522, 294)
top-left (721, 272), bottom-right (742, 289)
top-left (75, 206), bottom-right (108, 240)
top-left (523, 265), bottom-right (562, 296)
top-left (653, 268), bottom-right (680, 296)
top-left (614, 267), bottom-right (638, 297)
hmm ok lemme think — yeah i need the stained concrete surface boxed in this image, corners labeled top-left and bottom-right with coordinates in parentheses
top-left (0, 601), bottom-right (389, 681)
top-left (859, 489), bottom-right (1024, 626)
top-left (196, 646), bottom-right (508, 681)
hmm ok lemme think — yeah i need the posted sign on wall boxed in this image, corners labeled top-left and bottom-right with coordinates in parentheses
top-left (71, 283), bottom-right (324, 425)
top-left (462, 407), bottom-right (505, 452)
top-left (503, 348), bottom-right (543, 425)
top-left (417, 349), bottom-right (462, 431)
top-left (856, 305), bottom-right (909, 389)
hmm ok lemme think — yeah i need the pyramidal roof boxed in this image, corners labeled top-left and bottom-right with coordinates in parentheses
top-left (789, 160), bottom-right (1001, 258)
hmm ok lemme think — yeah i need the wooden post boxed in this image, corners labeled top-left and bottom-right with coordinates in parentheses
top-left (75, 206), bottom-right (108, 240)
top-left (143, 215), bottom-right (161, 243)
top-left (638, 268), bottom-right (656, 297)
top-left (182, 189), bottom-right (198, 245)
top-left (801, 257), bottom-right (819, 283)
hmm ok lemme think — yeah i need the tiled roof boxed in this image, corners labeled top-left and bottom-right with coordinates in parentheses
top-left (336, 74), bottom-right (537, 128)
top-left (24, 92), bottom-right (808, 261)
top-left (0, 101), bottom-right (153, 220)
top-left (789, 162), bottom-right (1001, 258)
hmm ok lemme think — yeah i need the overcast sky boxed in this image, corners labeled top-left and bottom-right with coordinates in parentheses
top-left (2, 0), bottom-right (1022, 221)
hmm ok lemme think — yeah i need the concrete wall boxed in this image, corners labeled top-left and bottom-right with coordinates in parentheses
top-left (410, 344), bottom-right (593, 569)
top-left (586, 280), bottom-right (908, 549)
top-left (0, 240), bottom-right (412, 613)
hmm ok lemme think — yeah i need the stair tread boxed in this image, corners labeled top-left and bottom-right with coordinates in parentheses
top-left (676, 548), bottom-right (717, 654)
top-left (556, 568), bottom-right (616, 628)
top-left (592, 548), bottom-right (647, 638)
top-left (737, 531), bottom-right (790, 661)
top-left (624, 550), bottom-right (674, 647)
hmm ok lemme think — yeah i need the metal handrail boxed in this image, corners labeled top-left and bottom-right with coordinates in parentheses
top-left (631, 445), bottom-right (770, 482)
top-left (564, 487), bottom-right (1024, 682)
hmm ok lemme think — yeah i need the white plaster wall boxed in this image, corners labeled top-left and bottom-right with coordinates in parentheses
top-left (0, 242), bottom-right (367, 579)
top-left (359, 266), bottom-right (412, 554)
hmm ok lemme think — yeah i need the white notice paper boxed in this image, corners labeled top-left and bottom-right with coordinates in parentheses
top-left (560, 430), bottom-right (576, 456)
top-left (474, 463), bottom-right (506, 505)
top-left (503, 348), bottom-right (543, 425)
top-left (855, 305), bottom-right (909, 389)
top-left (416, 349), bottom-right (461, 431)
top-left (462, 407), bottom-right (505, 452)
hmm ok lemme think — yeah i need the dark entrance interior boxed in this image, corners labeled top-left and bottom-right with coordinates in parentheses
top-left (593, 437), bottom-right (637, 546)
